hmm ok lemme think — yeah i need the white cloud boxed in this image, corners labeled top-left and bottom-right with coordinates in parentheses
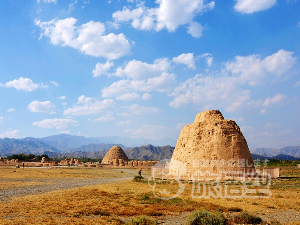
top-left (125, 124), bottom-right (172, 140)
top-left (0, 77), bottom-right (48, 91)
top-left (28, 100), bottom-right (57, 114)
top-left (142, 93), bottom-right (152, 100)
top-left (116, 93), bottom-right (140, 101)
top-left (295, 80), bottom-right (300, 87)
top-left (260, 109), bottom-right (267, 114)
top-left (93, 61), bottom-right (114, 77)
top-left (60, 130), bottom-right (70, 134)
top-left (115, 58), bottom-right (171, 79)
top-left (170, 50), bottom-right (296, 111)
top-left (199, 53), bottom-right (213, 67)
top-left (33, 118), bottom-right (80, 129)
top-left (173, 53), bottom-right (196, 69)
top-left (128, 104), bottom-right (162, 115)
top-left (7, 108), bottom-right (15, 113)
top-left (58, 96), bottom-right (66, 100)
top-left (113, 0), bottom-right (215, 37)
top-left (117, 120), bottom-right (131, 125)
top-left (0, 117), bottom-right (3, 125)
top-left (187, 22), bottom-right (204, 38)
top-left (38, 0), bottom-right (57, 3)
top-left (63, 95), bottom-right (115, 116)
top-left (262, 94), bottom-right (287, 107)
top-left (35, 17), bottom-right (131, 59)
top-left (51, 81), bottom-right (59, 86)
top-left (0, 129), bottom-right (23, 138)
top-left (102, 72), bottom-right (176, 98)
top-left (234, 0), bottom-right (277, 14)
top-left (94, 114), bottom-right (116, 122)
top-left (101, 58), bottom-right (175, 100)
top-left (225, 49), bottom-right (296, 85)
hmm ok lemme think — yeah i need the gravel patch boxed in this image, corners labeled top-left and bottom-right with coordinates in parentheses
top-left (0, 169), bottom-right (137, 201)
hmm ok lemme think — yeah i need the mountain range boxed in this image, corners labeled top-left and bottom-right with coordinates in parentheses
top-left (0, 134), bottom-right (299, 160)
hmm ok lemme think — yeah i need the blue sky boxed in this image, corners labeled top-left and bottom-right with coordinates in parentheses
top-left (0, 0), bottom-right (300, 149)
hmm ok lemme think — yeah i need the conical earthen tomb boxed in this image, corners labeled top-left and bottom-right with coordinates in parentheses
top-left (169, 110), bottom-right (256, 180)
top-left (102, 146), bottom-right (129, 166)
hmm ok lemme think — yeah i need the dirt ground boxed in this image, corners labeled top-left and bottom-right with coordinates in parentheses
top-left (0, 166), bottom-right (299, 224)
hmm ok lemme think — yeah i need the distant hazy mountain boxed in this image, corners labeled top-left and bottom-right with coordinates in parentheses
top-left (272, 154), bottom-right (300, 161)
top-left (251, 146), bottom-right (300, 158)
top-left (125, 145), bottom-right (175, 160)
top-left (61, 144), bottom-right (174, 161)
top-left (251, 153), bottom-right (271, 160)
top-left (25, 134), bottom-right (176, 150)
top-left (0, 138), bottom-right (60, 157)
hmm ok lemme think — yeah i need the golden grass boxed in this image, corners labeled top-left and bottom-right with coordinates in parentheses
top-left (0, 181), bottom-right (46, 190)
top-left (0, 166), bottom-right (299, 224)
top-left (0, 167), bottom-right (131, 180)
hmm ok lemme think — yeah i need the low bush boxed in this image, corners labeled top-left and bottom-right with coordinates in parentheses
top-left (228, 207), bottom-right (243, 212)
top-left (232, 212), bottom-right (262, 224)
top-left (125, 216), bottom-right (158, 225)
top-left (133, 175), bottom-right (144, 182)
top-left (186, 209), bottom-right (225, 225)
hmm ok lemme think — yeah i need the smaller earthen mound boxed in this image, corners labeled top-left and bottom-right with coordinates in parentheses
top-left (102, 146), bottom-right (129, 165)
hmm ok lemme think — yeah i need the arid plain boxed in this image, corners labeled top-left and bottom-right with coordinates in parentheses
top-left (0, 165), bottom-right (299, 225)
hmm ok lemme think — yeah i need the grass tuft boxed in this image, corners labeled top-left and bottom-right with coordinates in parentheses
top-left (125, 216), bottom-right (158, 225)
top-left (186, 210), bottom-right (225, 225)
top-left (231, 212), bottom-right (262, 224)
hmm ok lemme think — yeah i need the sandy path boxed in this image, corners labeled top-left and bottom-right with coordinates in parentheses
top-left (0, 168), bottom-right (137, 201)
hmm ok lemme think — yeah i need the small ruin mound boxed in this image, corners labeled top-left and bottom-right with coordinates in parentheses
top-left (102, 146), bottom-right (129, 165)
top-left (168, 110), bottom-right (256, 180)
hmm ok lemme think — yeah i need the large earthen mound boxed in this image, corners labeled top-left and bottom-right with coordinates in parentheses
top-left (102, 146), bottom-right (129, 165)
top-left (169, 110), bottom-right (255, 180)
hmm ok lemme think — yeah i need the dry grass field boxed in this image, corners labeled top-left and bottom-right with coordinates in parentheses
top-left (0, 166), bottom-right (299, 224)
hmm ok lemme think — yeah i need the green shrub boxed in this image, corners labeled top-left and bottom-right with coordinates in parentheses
top-left (186, 210), bottom-right (225, 225)
top-left (232, 212), bottom-right (262, 224)
top-left (133, 175), bottom-right (143, 182)
top-left (126, 216), bottom-right (158, 225)
top-left (228, 207), bottom-right (243, 212)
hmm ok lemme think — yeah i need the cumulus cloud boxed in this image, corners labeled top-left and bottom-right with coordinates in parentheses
top-left (63, 95), bottom-right (115, 116)
top-left (51, 81), bottom-right (59, 86)
top-left (199, 53), bottom-right (213, 67)
top-left (0, 77), bottom-right (48, 91)
top-left (170, 50), bottom-right (296, 112)
top-left (94, 114), bottom-right (116, 122)
top-left (7, 108), bottom-right (15, 113)
top-left (35, 17), bottom-right (131, 59)
top-left (114, 58), bottom-right (171, 79)
top-left (58, 96), bottom-right (66, 100)
top-left (37, 0), bottom-right (57, 3)
top-left (102, 72), bottom-right (176, 98)
top-left (116, 92), bottom-right (140, 101)
top-left (117, 120), bottom-right (131, 125)
top-left (125, 124), bottom-right (172, 140)
top-left (93, 61), bottom-right (114, 77)
top-left (101, 58), bottom-right (175, 99)
top-left (0, 117), bottom-right (3, 124)
top-left (187, 22), bottom-right (204, 38)
top-left (33, 118), bottom-right (80, 129)
top-left (128, 104), bottom-right (162, 115)
top-left (173, 53), bottom-right (196, 69)
top-left (225, 49), bottom-right (296, 85)
top-left (28, 100), bottom-right (57, 114)
top-left (234, 0), bottom-right (277, 14)
top-left (60, 130), bottom-right (70, 134)
top-left (0, 129), bottom-right (23, 138)
top-left (262, 94), bottom-right (287, 107)
top-left (113, 0), bottom-right (215, 37)
top-left (142, 93), bottom-right (152, 100)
